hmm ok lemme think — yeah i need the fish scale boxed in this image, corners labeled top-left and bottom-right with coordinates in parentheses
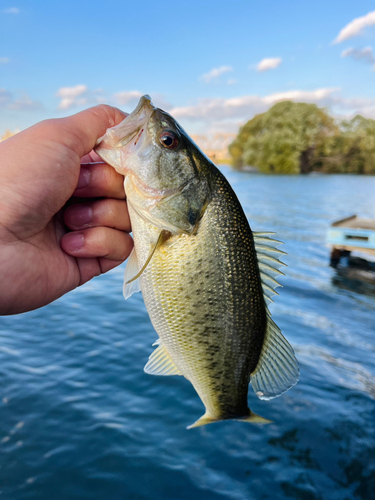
top-left (130, 167), bottom-right (267, 422)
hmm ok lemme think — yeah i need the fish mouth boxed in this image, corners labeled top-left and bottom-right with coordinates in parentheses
top-left (96, 95), bottom-right (155, 150)
top-left (113, 95), bottom-right (154, 148)
top-left (95, 95), bottom-right (155, 171)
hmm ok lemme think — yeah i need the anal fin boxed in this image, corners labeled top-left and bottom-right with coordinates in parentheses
top-left (144, 342), bottom-right (182, 376)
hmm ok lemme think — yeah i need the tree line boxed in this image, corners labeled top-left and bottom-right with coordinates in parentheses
top-left (229, 101), bottom-right (375, 174)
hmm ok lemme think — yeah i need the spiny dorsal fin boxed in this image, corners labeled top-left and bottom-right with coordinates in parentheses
top-left (254, 243), bottom-right (286, 256)
top-left (253, 232), bottom-right (286, 304)
top-left (253, 231), bottom-right (276, 236)
top-left (144, 341), bottom-right (183, 376)
top-left (250, 310), bottom-right (299, 400)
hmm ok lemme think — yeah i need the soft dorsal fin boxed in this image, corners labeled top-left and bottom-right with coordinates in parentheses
top-left (144, 341), bottom-right (183, 376)
top-left (250, 311), bottom-right (299, 400)
top-left (253, 232), bottom-right (286, 304)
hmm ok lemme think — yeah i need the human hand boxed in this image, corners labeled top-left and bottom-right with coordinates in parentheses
top-left (0, 105), bottom-right (133, 315)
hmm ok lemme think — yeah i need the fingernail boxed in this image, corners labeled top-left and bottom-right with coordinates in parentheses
top-left (77, 167), bottom-right (91, 188)
top-left (68, 205), bottom-right (92, 228)
top-left (64, 233), bottom-right (85, 252)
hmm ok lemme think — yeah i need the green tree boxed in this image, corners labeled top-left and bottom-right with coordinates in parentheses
top-left (336, 115), bottom-right (375, 174)
top-left (229, 101), bottom-right (338, 174)
top-left (228, 113), bottom-right (263, 169)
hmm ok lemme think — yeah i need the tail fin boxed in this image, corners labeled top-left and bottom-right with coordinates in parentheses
top-left (187, 410), bottom-right (272, 429)
top-left (187, 414), bottom-right (218, 429)
top-left (237, 411), bottom-right (272, 424)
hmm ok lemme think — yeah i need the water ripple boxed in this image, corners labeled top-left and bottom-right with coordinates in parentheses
top-left (1, 174), bottom-right (375, 499)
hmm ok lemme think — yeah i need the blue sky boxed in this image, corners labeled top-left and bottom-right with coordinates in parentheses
top-left (1, 0), bottom-right (375, 136)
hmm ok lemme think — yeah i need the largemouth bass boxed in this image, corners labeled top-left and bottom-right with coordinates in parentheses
top-left (95, 96), bottom-right (299, 428)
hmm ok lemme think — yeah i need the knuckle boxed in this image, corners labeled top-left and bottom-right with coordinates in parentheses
top-left (102, 227), bottom-right (114, 251)
top-left (92, 198), bottom-right (128, 230)
top-left (95, 164), bottom-right (114, 192)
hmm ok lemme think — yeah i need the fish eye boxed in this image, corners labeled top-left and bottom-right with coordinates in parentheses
top-left (160, 130), bottom-right (179, 150)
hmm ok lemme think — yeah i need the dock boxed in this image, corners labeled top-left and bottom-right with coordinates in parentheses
top-left (327, 215), bottom-right (375, 267)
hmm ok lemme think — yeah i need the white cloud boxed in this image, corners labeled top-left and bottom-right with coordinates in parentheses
top-left (0, 88), bottom-right (41, 111)
top-left (51, 85), bottom-right (375, 135)
top-left (263, 88), bottom-right (340, 104)
top-left (0, 57), bottom-right (9, 64)
top-left (169, 87), bottom-right (375, 134)
top-left (171, 88), bottom-right (338, 122)
top-left (3, 7), bottom-right (20, 14)
top-left (56, 85), bottom-right (88, 109)
top-left (200, 66), bottom-right (233, 83)
top-left (333, 10), bottom-right (375, 43)
top-left (341, 46), bottom-right (375, 69)
top-left (256, 57), bottom-right (282, 72)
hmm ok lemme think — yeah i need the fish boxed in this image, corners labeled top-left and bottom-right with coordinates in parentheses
top-left (95, 95), bottom-right (299, 428)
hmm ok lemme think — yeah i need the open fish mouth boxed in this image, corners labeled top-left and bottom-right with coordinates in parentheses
top-left (95, 95), bottom-right (155, 170)
top-left (96, 95), bottom-right (154, 149)
top-left (114, 95), bottom-right (154, 148)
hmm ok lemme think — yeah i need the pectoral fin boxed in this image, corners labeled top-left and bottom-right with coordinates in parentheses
top-left (123, 247), bottom-right (141, 299)
top-left (125, 231), bottom-right (166, 285)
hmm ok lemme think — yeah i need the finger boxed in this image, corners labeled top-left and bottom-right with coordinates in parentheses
top-left (64, 199), bottom-right (131, 232)
top-left (57, 105), bottom-right (128, 158)
top-left (61, 226), bottom-right (133, 261)
top-left (74, 257), bottom-right (126, 286)
top-left (73, 162), bottom-right (125, 199)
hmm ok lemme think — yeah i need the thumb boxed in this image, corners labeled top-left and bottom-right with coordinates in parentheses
top-left (0, 105), bottom-right (127, 239)
top-left (54, 104), bottom-right (128, 158)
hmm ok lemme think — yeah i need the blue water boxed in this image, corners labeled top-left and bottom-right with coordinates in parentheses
top-left (1, 173), bottom-right (374, 500)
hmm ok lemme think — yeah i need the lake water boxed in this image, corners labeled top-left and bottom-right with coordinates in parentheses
top-left (1, 172), bottom-right (374, 500)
